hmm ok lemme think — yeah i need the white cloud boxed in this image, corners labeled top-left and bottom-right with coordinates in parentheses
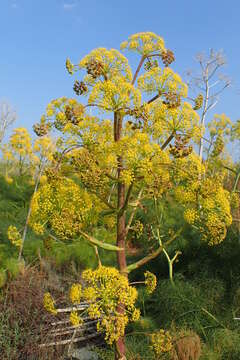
top-left (63, 2), bottom-right (77, 10)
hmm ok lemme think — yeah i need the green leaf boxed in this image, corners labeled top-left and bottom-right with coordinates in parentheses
top-left (78, 230), bottom-right (123, 251)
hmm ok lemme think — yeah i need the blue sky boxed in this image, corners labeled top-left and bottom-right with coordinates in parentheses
top-left (1, 0), bottom-right (240, 137)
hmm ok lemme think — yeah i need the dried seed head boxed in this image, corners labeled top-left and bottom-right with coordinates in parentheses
top-left (169, 135), bottom-right (193, 158)
top-left (33, 123), bottom-right (50, 137)
top-left (86, 59), bottom-right (104, 79)
top-left (65, 104), bottom-right (84, 125)
top-left (163, 92), bottom-right (181, 109)
top-left (73, 80), bottom-right (88, 95)
top-left (161, 49), bottom-right (175, 66)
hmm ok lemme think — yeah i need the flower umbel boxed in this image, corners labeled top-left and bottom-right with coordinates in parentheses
top-left (151, 329), bottom-right (173, 356)
top-left (43, 292), bottom-right (57, 315)
top-left (144, 271), bottom-right (157, 294)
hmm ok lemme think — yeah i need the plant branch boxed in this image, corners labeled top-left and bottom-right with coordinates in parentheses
top-left (78, 230), bottom-right (123, 251)
top-left (132, 55), bottom-right (145, 85)
top-left (161, 133), bottom-right (175, 150)
top-left (126, 227), bottom-right (183, 273)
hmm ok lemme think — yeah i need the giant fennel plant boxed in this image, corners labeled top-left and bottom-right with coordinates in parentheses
top-left (29, 32), bottom-right (233, 359)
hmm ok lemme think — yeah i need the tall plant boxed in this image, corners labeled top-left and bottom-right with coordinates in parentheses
top-left (30, 32), bottom-right (232, 359)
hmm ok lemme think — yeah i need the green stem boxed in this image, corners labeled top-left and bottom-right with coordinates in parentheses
top-left (126, 228), bottom-right (183, 273)
top-left (233, 171), bottom-right (240, 192)
top-left (78, 230), bottom-right (123, 251)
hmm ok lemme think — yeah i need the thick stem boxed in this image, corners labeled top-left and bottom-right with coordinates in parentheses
top-left (115, 112), bottom-right (127, 273)
top-left (114, 111), bottom-right (127, 360)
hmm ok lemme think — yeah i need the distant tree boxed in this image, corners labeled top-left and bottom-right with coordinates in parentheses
top-left (187, 49), bottom-right (231, 162)
top-left (0, 100), bottom-right (17, 144)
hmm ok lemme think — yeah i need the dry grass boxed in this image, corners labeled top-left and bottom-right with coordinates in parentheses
top-left (172, 331), bottom-right (201, 360)
top-left (0, 266), bottom-right (65, 360)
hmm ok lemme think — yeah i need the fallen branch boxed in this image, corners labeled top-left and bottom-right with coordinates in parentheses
top-left (39, 332), bottom-right (99, 348)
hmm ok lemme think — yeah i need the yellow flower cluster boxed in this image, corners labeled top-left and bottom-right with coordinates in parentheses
top-left (204, 213), bottom-right (228, 246)
top-left (66, 58), bottom-right (74, 75)
top-left (79, 48), bottom-right (132, 82)
top-left (183, 208), bottom-right (198, 225)
top-left (7, 225), bottom-right (22, 248)
top-left (173, 153), bottom-right (205, 183)
top-left (45, 97), bottom-right (86, 133)
top-left (9, 128), bottom-right (32, 157)
top-left (30, 177), bottom-right (94, 239)
top-left (138, 67), bottom-right (188, 98)
top-left (175, 171), bottom-right (232, 245)
top-left (43, 292), bottom-right (57, 315)
top-left (230, 192), bottom-right (239, 209)
top-left (150, 101), bottom-right (202, 143)
top-left (69, 283), bottom-right (82, 304)
top-left (88, 76), bottom-right (141, 111)
top-left (120, 32), bottom-right (165, 56)
top-left (70, 311), bottom-right (83, 327)
top-left (208, 113), bottom-right (232, 137)
top-left (150, 329), bottom-right (173, 356)
top-left (70, 147), bottom-right (111, 198)
top-left (2, 127), bottom-right (55, 180)
top-left (5, 175), bottom-right (13, 184)
top-left (81, 266), bottom-right (140, 344)
top-left (2, 128), bottom-right (35, 172)
top-left (33, 136), bottom-right (55, 162)
top-left (44, 266), bottom-right (140, 340)
top-left (144, 271), bottom-right (157, 294)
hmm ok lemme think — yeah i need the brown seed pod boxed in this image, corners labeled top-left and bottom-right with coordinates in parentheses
top-left (86, 59), bottom-right (104, 79)
top-left (169, 135), bottom-right (193, 158)
top-left (161, 49), bottom-right (175, 66)
top-left (126, 105), bottom-right (149, 130)
top-left (163, 92), bottom-right (181, 109)
top-left (73, 80), bottom-right (88, 95)
top-left (33, 123), bottom-right (50, 137)
top-left (64, 104), bottom-right (84, 126)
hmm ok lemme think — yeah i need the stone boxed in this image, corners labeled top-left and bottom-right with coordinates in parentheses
top-left (70, 346), bottom-right (99, 360)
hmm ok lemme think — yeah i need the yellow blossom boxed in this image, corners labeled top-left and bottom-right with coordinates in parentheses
top-left (7, 225), bottom-right (22, 248)
top-left (144, 271), bottom-right (157, 294)
top-left (120, 32), bottom-right (165, 56)
top-left (69, 283), bottom-right (82, 304)
top-left (151, 329), bottom-right (173, 356)
top-left (70, 311), bottom-right (83, 327)
top-left (43, 292), bottom-right (57, 315)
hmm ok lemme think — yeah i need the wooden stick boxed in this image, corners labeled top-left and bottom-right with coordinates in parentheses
top-left (49, 319), bottom-right (98, 332)
top-left (56, 304), bottom-right (89, 313)
top-left (49, 325), bottom-right (97, 337)
top-left (39, 332), bottom-right (99, 347)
